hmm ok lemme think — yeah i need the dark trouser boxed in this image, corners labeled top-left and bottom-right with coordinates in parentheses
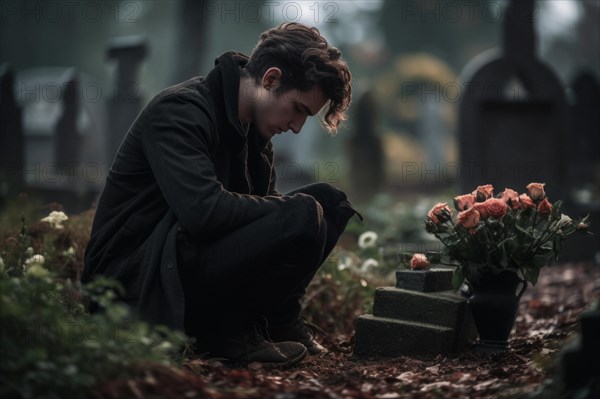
top-left (176, 183), bottom-right (357, 348)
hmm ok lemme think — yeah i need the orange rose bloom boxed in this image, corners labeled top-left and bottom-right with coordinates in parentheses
top-left (410, 253), bottom-right (431, 270)
top-left (473, 202), bottom-right (489, 219)
top-left (485, 198), bottom-right (508, 219)
top-left (472, 184), bottom-right (494, 202)
top-left (537, 198), bottom-right (553, 216)
top-left (499, 188), bottom-right (519, 209)
top-left (427, 202), bottom-right (453, 224)
top-left (519, 194), bottom-right (536, 209)
top-left (453, 194), bottom-right (476, 211)
top-left (526, 182), bottom-right (546, 202)
top-left (457, 207), bottom-right (481, 229)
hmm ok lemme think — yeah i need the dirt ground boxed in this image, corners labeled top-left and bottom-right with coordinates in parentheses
top-left (94, 262), bottom-right (599, 399)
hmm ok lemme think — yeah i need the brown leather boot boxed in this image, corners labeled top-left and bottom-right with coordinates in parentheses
top-left (267, 318), bottom-right (328, 355)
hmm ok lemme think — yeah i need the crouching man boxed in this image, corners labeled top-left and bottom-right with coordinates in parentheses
top-left (83, 22), bottom-right (359, 367)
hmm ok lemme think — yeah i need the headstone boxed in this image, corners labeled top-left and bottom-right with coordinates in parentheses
top-left (0, 64), bottom-right (24, 198)
top-left (14, 67), bottom-right (101, 212)
top-left (560, 307), bottom-right (600, 393)
top-left (458, 0), bottom-right (568, 197)
top-left (106, 36), bottom-right (148, 166)
top-left (347, 90), bottom-right (384, 203)
top-left (568, 71), bottom-right (600, 194)
top-left (54, 68), bottom-right (81, 168)
top-left (560, 71), bottom-right (600, 262)
top-left (353, 267), bottom-right (476, 359)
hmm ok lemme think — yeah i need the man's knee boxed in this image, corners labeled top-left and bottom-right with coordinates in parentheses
top-left (281, 193), bottom-right (326, 244)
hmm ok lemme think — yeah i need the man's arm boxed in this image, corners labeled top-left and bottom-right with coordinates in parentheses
top-left (142, 93), bottom-right (309, 239)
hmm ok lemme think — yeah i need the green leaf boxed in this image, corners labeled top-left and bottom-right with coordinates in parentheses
top-left (551, 200), bottom-right (563, 220)
top-left (451, 266), bottom-right (465, 290)
top-left (523, 267), bottom-right (541, 285)
top-left (531, 252), bottom-right (551, 268)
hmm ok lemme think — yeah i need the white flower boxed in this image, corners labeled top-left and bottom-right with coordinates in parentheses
top-left (41, 211), bottom-right (69, 230)
top-left (358, 231), bottom-right (378, 249)
top-left (25, 247), bottom-right (34, 257)
top-left (360, 258), bottom-right (379, 272)
top-left (0, 257), bottom-right (5, 273)
top-left (25, 254), bottom-right (45, 268)
top-left (557, 214), bottom-right (573, 229)
top-left (62, 246), bottom-right (76, 258)
top-left (337, 254), bottom-right (355, 271)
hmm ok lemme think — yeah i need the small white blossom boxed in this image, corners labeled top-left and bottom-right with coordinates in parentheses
top-left (360, 258), bottom-right (379, 272)
top-left (358, 231), bottom-right (378, 249)
top-left (337, 254), bottom-right (354, 271)
top-left (557, 214), bottom-right (573, 229)
top-left (25, 254), bottom-right (45, 268)
top-left (41, 211), bottom-right (69, 230)
top-left (25, 247), bottom-right (34, 257)
top-left (62, 246), bottom-right (76, 258)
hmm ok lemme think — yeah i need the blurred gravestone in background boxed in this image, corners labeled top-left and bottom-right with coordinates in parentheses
top-left (0, 64), bottom-right (24, 201)
top-left (458, 0), bottom-right (567, 195)
top-left (373, 54), bottom-right (458, 193)
top-left (105, 36), bottom-right (148, 167)
top-left (568, 71), bottom-right (600, 201)
top-left (171, 0), bottom-right (211, 83)
top-left (347, 90), bottom-right (384, 204)
top-left (7, 67), bottom-right (106, 211)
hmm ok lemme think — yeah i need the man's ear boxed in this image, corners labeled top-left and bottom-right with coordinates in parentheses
top-left (261, 67), bottom-right (282, 90)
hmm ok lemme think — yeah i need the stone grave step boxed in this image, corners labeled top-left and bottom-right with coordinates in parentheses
top-left (353, 314), bottom-right (457, 358)
top-left (396, 267), bottom-right (454, 292)
top-left (372, 287), bottom-right (467, 329)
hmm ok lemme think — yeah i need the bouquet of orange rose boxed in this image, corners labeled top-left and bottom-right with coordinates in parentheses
top-left (423, 183), bottom-right (592, 288)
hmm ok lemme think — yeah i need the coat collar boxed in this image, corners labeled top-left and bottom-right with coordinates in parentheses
top-left (212, 51), bottom-right (248, 141)
top-left (207, 51), bottom-right (271, 152)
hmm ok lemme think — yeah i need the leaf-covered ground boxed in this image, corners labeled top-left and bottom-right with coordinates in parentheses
top-left (92, 262), bottom-right (599, 399)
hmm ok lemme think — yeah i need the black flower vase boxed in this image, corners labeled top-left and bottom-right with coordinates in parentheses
top-left (467, 270), bottom-right (528, 353)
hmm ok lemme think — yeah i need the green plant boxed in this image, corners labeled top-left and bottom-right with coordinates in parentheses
top-left (423, 183), bottom-right (592, 288)
top-left (0, 271), bottom-right (190, 399)
top-left (0, 204), bottom-right (190, 399)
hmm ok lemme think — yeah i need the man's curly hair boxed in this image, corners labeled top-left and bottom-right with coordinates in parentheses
top-left (244, 22), bottom-right (352, 134)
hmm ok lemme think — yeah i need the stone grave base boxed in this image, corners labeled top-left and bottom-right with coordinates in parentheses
top-left (353, 267), bottom-right (477, 359)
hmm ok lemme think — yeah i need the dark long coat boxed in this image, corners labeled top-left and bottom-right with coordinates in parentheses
top-left (82, 52), bottom-right (288, 331)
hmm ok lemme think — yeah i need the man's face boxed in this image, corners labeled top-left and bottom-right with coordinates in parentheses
top-left (251, 84), bottom-right (328, 140)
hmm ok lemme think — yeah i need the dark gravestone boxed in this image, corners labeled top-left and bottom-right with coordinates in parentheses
top-left (0, 64), bottom-right (24, 198)
top-left (15, 67), bottom-right (99, 212)
top-left (395, 267), bottom-right (453, 292)
top-left (354, 267), bottom-right (476, 359)
top-left (560, 71), bottom-right (600, 262)
top-left (568, 71), bottom-right (600, 193)
top-left (347, 90), bottom-right (384, 203)
top-left (560, 307), bottom-right (600, 394)
top-left (54, 68), bottom-right (81, 169)
top-left (106, 36), bottom-right (148, 167)
top-left (458, 0), bottom-right (568, 197)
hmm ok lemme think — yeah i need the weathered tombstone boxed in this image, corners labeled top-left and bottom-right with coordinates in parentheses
top-left (54, 68), bottom-right (81, 171)
top-left (561, 71), bottom-right (600, 262)
top-left (560, 306), bottom-right (600, 394)
top-left (106, 36), bottom-right (148, 167)
top-left (568, 71), bottom-right (600, 194)
top-left (458, 0), bottom-right (568, 197)
top-left (15, 67), bottom-right (101, 212)
top-left (347, 90), bottom-right (384, 203)
top-left (354, 267), bottom-right (476, 359)
top-left (0, 64), bottom-right (24, 199)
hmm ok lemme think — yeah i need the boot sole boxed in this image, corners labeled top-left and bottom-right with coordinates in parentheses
top-left (260, 346), bottom-right (308, 370)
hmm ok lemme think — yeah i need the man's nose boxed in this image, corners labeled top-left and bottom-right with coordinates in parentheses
top-left (289, 116), bottom-right (307, 134)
